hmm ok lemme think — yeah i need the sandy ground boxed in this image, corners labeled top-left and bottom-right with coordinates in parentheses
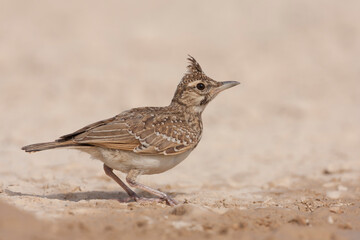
top-left (1, 0), bottom-right (360, 239)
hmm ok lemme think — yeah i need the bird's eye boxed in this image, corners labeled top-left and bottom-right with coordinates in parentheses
top-left (196, 83), bottom-right (205, 90)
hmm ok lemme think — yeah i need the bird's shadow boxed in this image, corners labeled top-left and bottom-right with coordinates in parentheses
top-left (4, 189), bottom-right (182, 202)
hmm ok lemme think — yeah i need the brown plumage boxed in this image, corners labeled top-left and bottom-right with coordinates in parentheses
top-left (22, 55), bottom-right (240, 206)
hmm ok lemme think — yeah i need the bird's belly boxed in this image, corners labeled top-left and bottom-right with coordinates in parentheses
top-left (81, 147), bottom-right (191, 175)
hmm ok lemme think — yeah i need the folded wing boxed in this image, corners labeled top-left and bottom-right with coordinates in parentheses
top-left (57, 107), bottom-right (200, 156)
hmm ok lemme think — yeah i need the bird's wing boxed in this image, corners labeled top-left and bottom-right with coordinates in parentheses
top-left (59, 107), bottom-right (201, 156)
top-left (57, 117), bottom-right (116, 141)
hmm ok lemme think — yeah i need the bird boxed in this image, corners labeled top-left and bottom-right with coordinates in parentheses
top-left (22, 56), bottom-right (240, 206)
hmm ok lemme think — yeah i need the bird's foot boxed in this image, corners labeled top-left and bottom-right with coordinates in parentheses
top-left (123, 196), bottom-right (178, 206)
top-left (117, 193), bottom-right (139, 203)
top-left (160, 195), bottom-right (178, 206)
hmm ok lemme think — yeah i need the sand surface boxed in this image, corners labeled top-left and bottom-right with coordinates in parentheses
top-left (1, 0), bottom-right (360, 239)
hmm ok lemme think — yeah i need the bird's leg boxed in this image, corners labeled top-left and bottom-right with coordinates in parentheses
top-left (126, 169), bottom-right (178, 206)
top-left (103, 164), bottom-right (139, 201)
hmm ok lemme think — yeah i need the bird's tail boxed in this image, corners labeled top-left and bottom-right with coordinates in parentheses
top-left (21, 141), bottom-right (76, 153)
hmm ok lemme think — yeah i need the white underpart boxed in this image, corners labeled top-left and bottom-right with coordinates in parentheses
top-left (79, 147), bottom-right (192, 175)
top-left (192, 105), bottom-right (206, 113)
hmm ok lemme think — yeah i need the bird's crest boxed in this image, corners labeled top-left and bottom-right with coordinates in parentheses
top-left (186, 55), bottom-right (203, 74)
top-left (178, 55), bottom-right (208, 86)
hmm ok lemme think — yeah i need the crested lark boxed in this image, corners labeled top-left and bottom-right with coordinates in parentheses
top-left (22, 56), bottom-right (239, 206)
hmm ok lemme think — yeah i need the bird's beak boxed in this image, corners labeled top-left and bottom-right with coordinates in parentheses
top-left (215, 81), bottom-right (240, 93)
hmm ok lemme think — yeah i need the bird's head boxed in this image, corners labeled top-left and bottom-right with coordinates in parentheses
top-left (171, 56), bottom-right (240, 113)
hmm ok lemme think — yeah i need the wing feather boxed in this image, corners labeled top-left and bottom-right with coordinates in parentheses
top-left (58, 107), bottom-right (201, 156)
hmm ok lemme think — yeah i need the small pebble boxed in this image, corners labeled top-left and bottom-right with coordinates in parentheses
top-left (326, 191), bottom-right (341, 199)
top-left (337, 185), bottom-right (348, 191)
top-left (329, 206), bottom-right (343, 214)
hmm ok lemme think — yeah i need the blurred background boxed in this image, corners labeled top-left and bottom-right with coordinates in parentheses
top-left (0, 0), bottom-right (360, 195)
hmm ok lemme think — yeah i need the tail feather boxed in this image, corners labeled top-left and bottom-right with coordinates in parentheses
top-left (21, 141), bottom-right (76, 153)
